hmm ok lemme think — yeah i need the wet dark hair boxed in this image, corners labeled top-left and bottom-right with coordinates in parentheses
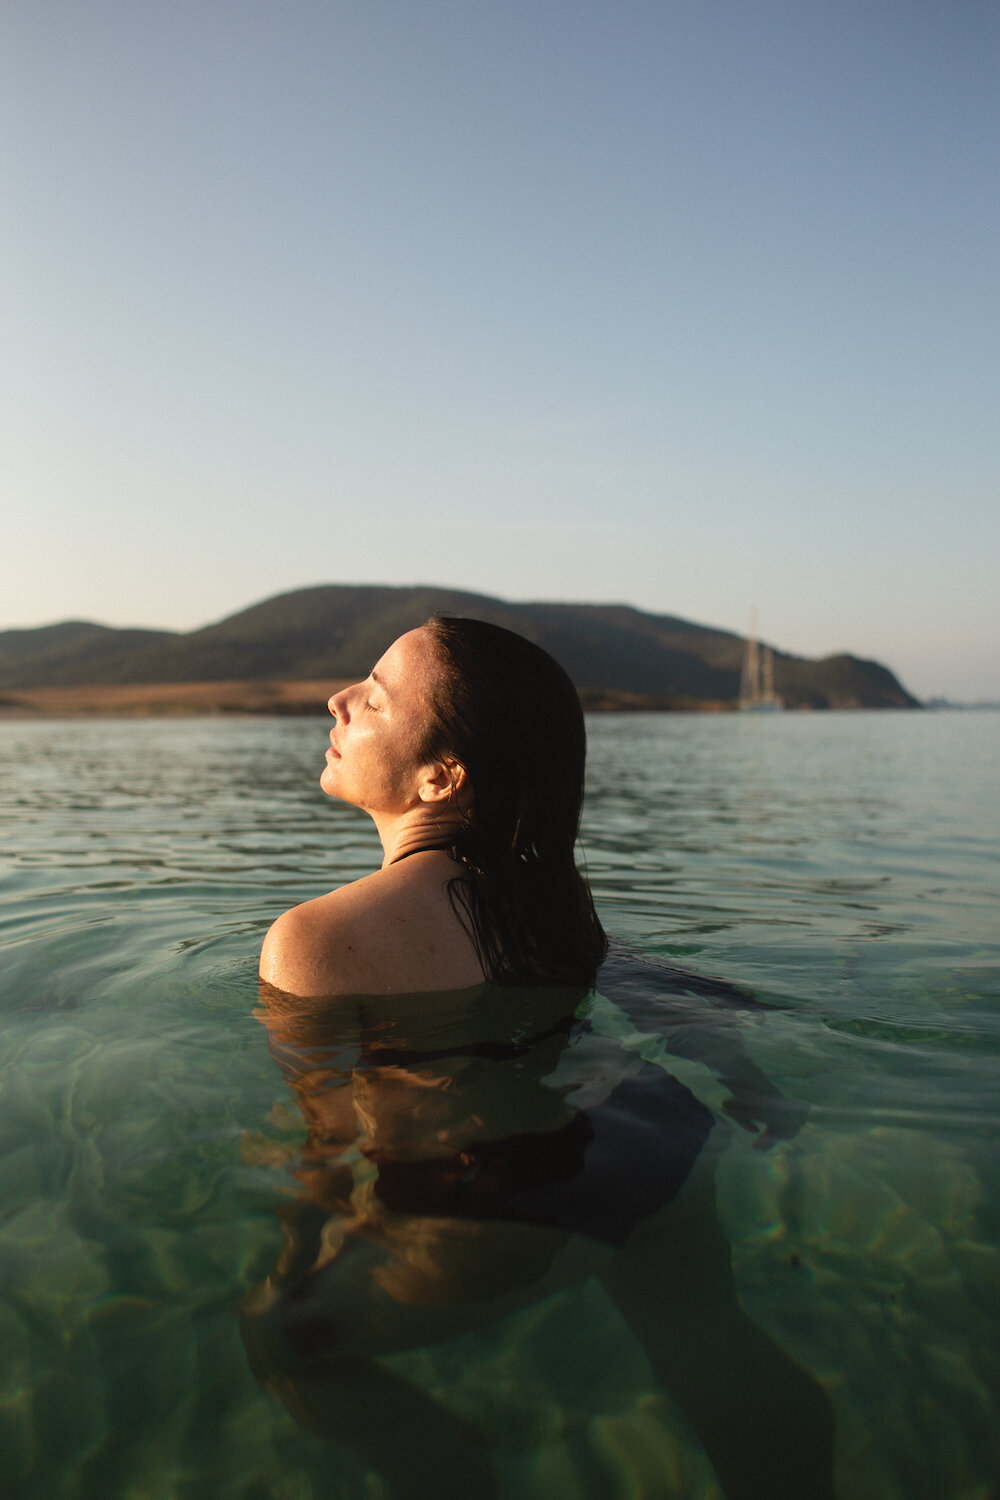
top-left (421, 616), bottom-right (607, 986)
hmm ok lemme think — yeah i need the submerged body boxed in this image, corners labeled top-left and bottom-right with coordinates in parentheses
top-left (246, 963), bottom-right (834, 1499)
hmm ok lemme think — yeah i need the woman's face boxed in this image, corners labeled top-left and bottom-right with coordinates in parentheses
top-left (320, 628), bottom-right (445, 815)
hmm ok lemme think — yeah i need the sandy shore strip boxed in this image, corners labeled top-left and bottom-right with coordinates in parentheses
top-left (0, 680), bottom-right (351, 717)
top-left (0, 681), bottom-right (737, 716)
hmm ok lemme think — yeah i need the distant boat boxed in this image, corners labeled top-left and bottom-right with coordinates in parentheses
top-left (739, 613), bottom-right (784, 711)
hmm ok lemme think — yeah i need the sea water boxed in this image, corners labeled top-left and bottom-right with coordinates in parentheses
top-left (0, 711), bottom-right (997, 1499)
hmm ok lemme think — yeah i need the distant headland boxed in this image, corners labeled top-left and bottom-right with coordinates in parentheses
top-left (0, 584), bottom-right (920, 715)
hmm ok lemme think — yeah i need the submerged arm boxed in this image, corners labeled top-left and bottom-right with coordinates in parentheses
top-left (596, 942), bottom-right (809, 1147)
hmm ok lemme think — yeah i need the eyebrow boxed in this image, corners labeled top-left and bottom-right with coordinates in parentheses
top-left (369, 668), bottom-right (390, 695)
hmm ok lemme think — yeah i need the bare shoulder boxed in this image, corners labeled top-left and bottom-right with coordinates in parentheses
top-left (258, 884), bottom-right (364, 998)
top-left (258, 857), bottom-right (484, 998)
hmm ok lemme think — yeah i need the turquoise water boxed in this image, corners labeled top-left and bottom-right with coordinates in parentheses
top-left (1, 711), bottom-right (998, 1498)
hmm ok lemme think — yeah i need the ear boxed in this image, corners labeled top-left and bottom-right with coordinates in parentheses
top-left (416, 756), bottom-right (470, 806)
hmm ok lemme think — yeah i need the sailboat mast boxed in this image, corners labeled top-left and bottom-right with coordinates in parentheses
top-left (762, 644), bottom-right (775, 702)
top-left (740, 610), bottom-right (760, 705)
top-left (739, 610), bottom-right (783, 710)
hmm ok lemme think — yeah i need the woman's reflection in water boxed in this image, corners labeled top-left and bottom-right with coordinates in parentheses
top-left (247, 618), bottom-right (835, 1499)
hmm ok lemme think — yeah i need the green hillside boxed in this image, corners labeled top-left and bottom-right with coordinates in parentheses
top-left (0, 585), bottom-right (920, 709)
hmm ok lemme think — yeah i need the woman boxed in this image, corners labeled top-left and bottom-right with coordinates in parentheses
top-left (250, 617), bottom-right (835, 1500)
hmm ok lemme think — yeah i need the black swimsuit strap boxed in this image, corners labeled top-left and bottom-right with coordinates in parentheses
top-left (388, 842), bottom-right (457, 866)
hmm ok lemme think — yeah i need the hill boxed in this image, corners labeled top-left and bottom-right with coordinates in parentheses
top-left (0, 585), bottom-right (920, 709)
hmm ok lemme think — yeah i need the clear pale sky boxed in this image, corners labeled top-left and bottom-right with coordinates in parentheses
top-left (3, 0), bottom-right (998, 700)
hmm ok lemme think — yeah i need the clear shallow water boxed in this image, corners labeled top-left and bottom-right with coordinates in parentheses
top-left (1, 711), bottom-right (998, 1499)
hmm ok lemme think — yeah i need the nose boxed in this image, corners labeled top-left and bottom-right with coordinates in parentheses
top-left (328, 683), bottom-right (356, 721)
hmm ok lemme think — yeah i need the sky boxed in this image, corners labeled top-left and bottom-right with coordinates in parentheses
top-left (3, 0), bottom-right (998, 701)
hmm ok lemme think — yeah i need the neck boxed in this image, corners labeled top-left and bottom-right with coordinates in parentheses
top-left (374, 809), bottom-right (465, 868)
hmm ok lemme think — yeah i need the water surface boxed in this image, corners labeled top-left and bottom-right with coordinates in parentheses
top-left (1, 711), bottom-right (997, 1498)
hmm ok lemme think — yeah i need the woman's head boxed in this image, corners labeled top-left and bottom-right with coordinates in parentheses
top-left (419, 616), bottom-right (606, 984)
